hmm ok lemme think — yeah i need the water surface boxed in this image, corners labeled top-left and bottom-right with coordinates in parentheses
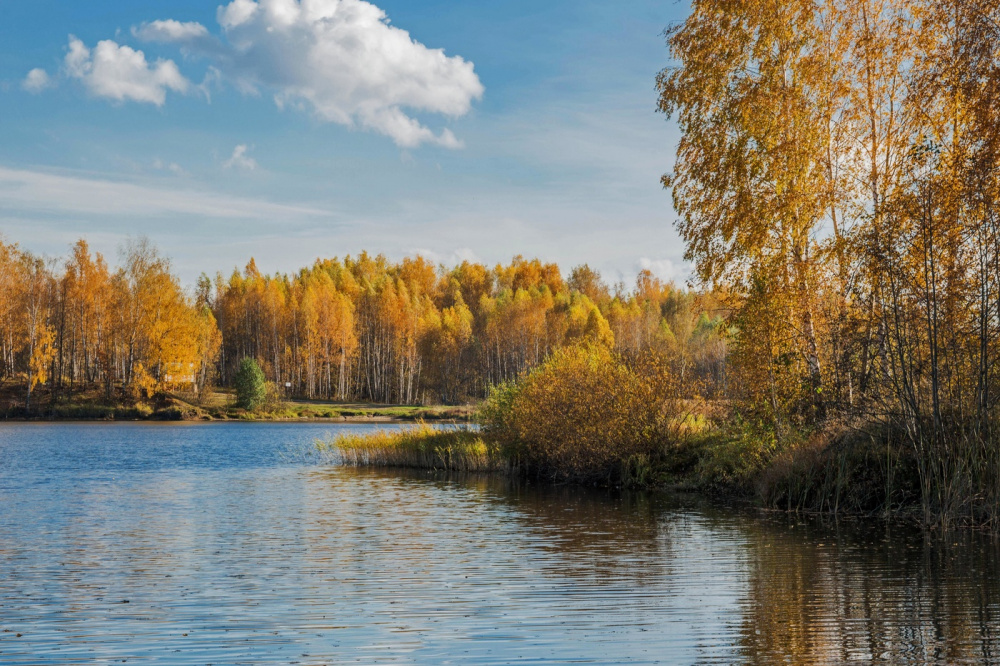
top-left (1, 423), bottom-right (998, 664)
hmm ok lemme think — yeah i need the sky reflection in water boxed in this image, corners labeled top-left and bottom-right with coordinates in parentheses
top-left (0, 422), bottom-right (998, 664)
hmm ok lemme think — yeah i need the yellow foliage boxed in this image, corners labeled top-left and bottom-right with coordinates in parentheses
top-left (482, 344), bottom-right (681, 483)
top-left (28, 322), bottom-right (55, 389)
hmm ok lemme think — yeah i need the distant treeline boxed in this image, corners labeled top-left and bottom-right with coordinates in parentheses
top-left (0, 236), bottom-right (727, 406)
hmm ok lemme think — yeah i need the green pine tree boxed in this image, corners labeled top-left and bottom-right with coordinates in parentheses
top-left (234, 357), bottom-right (267, 411)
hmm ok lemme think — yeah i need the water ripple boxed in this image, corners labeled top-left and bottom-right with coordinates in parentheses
top-left (0, 423), bottom-right (998, 664)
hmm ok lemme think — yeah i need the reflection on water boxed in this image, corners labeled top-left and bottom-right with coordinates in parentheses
top-left (733, 513), bottom-right (1000, 664)
top-left (0, 424), bottom-right (998, 664)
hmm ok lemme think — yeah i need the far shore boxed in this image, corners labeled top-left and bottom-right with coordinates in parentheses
top-left (0, 384), bottom-right (475, 425)
top-left (0, 414), bottom-right (471, 424)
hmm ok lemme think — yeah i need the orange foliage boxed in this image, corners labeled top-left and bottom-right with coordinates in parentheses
top-left (0, 236), bottom-right (727, 407)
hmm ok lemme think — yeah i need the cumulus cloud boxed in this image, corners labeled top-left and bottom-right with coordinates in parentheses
top-left (136, 0), bottom-right (483, 147)
top-left (33, 1), bottom-right (482, 145)
top-left (64, 36), bottom-right (190, 106)
top-left (22, 68), bottom-right (53, 93)
top-left (223, 144), bottom-right (258, 170)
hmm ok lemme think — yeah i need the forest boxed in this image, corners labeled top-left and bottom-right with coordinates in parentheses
top-left (0, 236), bottom-right (726, 410)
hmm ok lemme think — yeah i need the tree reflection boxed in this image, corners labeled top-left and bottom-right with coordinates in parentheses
top-left (733, 516), bottom-right (1000, 664)
top-left (306, 467), bottom-right (1000, 664)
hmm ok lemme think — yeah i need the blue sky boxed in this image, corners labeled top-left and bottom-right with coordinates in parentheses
top-left (0, 0), bottom-right (688, 286)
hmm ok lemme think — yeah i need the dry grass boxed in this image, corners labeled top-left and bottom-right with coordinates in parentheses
top-left (321, 425), bottom-right (507, 473)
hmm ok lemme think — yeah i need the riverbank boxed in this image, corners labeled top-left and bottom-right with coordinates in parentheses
top-left (319, 344), bottom-right (977, 528)
top-left (0, 384), bottom-right (474, 423)
top-left (320, 421), bottom-right (927, 523)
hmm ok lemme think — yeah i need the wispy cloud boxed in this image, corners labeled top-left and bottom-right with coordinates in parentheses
top-left (151, 159), bottom-right (187, 176)
top-left (0, 165), bottom-right (327, 219)
top-left (411, 246), bottom-right (483, 266)
top-left (637, 257), bottom-right (682, 283)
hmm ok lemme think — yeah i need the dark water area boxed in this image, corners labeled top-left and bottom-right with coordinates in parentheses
top-left (1, 423), bottom-right (999, 664)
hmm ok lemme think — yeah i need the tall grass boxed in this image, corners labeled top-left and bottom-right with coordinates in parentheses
top-left (323, 425), bottom-right (507, 473)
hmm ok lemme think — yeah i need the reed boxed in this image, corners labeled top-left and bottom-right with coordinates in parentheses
top-left (322, 425), bottom-right (508, 473)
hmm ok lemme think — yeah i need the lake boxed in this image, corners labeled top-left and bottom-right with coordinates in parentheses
top-left (0, 423), bottom-right (998, 664)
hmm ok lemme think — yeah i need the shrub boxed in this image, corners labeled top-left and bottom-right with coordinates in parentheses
top-left (480, 344), bottom-right (680, 484)
top-left (234, 358), bottom-right (267, 411)
top-left (262, 381), bottom-right (286, 413)
top-left (695, 414), bottom-right (786, 490)
top-left (151, 406), bottom-right (185, 421)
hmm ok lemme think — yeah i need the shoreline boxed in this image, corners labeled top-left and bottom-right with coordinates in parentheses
top-left (0, 388), bottom-right (476, 425)
top-left (0, 414), bottom-right (472, 425)
top-left (0, 415), bottom-right (954, 529)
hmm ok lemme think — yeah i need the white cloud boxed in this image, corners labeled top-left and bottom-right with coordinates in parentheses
top-left (132, 20), bottom-right (220, 54)
top-left (222, 144), bottom-right (258, 170)
top-left (637, 257), bottom-right (683, 284)
top-left (452, 247), bottom-right (482, 264)
top-left (22, 68), bottom-right (53, 93)
top-left (219, 0), bottom-right (259, 29)
top-left (64, 36), bottom-right (190, 106)
top-left (0, 165), bottom-right (326, 219)
top-left (133, 19), bottom-right (209, 43)
top-left (135, 0), bottom-right (483, 147)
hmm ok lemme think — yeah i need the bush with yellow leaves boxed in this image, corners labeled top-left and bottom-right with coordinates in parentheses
top-left (480, 344), bottom-right (682, 485)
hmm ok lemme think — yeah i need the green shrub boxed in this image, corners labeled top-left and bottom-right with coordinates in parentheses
top-left (695, 415), bottom-right (785, 489)
top-left (234, 358), bottom-right (267, 411)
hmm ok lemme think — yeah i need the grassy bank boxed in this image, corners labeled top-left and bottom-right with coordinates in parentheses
top-left (318, 408), bottom-right (932, 523)
top-left (322, 346), bottom-right (700, 487)
top-left (323, 425), bottom-right (506, 472)
top-left (323, 344), bottom-right (999, 529)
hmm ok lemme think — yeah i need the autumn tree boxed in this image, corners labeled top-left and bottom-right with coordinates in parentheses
top-left (658, 0), bottom-right (846, 421)
top-left (659, 0), bottom-right (1000, 523)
